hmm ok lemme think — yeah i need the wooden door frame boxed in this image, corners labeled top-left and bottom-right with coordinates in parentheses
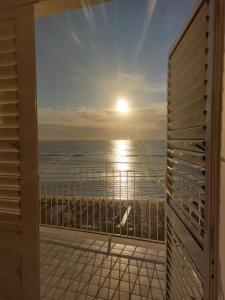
top-left (0, 0), bottom-right (112, 16)
top-left (206, 0), bottom-right (224, 298)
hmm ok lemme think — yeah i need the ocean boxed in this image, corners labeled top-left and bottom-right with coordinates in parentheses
top-left (39, 139), bottom-right (166, 199)
top-left (39, 140), bottom-right (166, 176)
top-left (39, 140), bottom-right (166, 239)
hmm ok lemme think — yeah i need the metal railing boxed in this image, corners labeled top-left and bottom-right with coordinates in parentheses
top-left (40, 163), bottom-right (166, 242)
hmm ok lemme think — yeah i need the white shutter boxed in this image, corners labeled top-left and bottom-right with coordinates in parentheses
top-left (0, 5), bottom-right (39, 300)
top-left (166, 0), bottom-right (223, 299)
top-left (166, 0), bottom-right (208, 294)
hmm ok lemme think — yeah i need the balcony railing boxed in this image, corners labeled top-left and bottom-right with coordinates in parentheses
top-left (40, 162), bottom-right (166, 242)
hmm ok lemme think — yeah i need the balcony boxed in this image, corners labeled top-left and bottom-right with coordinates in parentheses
top-left (39, 165), bottom-right (166, 299)
top-left (40, 227), bottom-right (165, 300)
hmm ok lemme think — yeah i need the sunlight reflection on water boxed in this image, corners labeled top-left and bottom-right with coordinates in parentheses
top-left (111, 140), bottom-right (131, 172)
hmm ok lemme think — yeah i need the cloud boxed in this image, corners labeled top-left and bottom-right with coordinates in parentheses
top-left (38, 103), bottom-right (166, 140)
top-left (93, 71), bottom-right (166, 105)
top-left (113, 72), bottom-right (166, 94)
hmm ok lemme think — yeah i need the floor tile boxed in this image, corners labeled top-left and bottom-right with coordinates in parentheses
top-left (40, 227), bottom-right (165, 300)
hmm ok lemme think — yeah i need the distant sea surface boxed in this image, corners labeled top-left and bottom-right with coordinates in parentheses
top-left (39, 140), bottom-right (166, 237)
top-left (39, 140), bottom-right (166, 199)
top-left (39, 140), bottom-right (166, 177)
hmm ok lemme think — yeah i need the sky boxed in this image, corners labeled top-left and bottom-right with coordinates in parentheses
top-left (35, 0), bottom-right (196, 140)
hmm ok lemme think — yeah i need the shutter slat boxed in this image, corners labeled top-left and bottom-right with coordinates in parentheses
top-left (0, 185), bottom-right (20, 190)
top-left (169, 80), bottom-right (206, 104)
top-left (167, 219), bottom-right (203, 299)
top-left (168, 158), bottom-right (204, 180)
top-left (0, 125), bottom-right (19, 129)
top-left (168, 195), bottom-right (204, 241)
top-left (168, 150), bottom-right (205, 167)
top-left (0, 39), bottom-right (16, 54)
top-left (0, 210), bottom-right (20, 223)
top-left (167, 176), bottom-right (204, 213)
top-left (169, 35), bottom-right (208, 84)
top-left (167, 191), bottom-right (204, 224)
top-left (0, 137), bottom-right (19, 141)
top-left (168, 126), bottom-right (205, 140)
top-left (0, 129), bottom-right (19, 142)
top-left (168, 167), bottom-right (205, 193)
top-left (169, 81), bottom-right (206, 108)
top-left (0, 78), bottom-right (17, 91)
top-left (0, 65), bottom-right (17, 79)
top-left (0, 19), bottom-right (15, 29)
top-left (0, 116), bottom-right (19, 128)
top-left (168, 113), bottom-right (205, 131)
top-left (169, 2), bottom-right (208, 64)
top-left (0, 53), bottom-right (17, 67)
top-left (169, 97), bottom-right (205, 121)
top-left (167, 189), bottom-right (204, 221)
top-left (0, 103), bottom-right (18, 114)
top-left (0, 91), bottom-right (18, 103)
top-left (0, 177), bottom-right (20, 188)
top-left (167, 177), bottom-right (205, 218)
top-left (169, 67), bottom-right (207, 97)
top-left (169, 20), bottom-right (208, 72)
top-left (0, 188), bottom-right (20, 199)
top-left (168, 141), bottom-right (205, 153)
top-left (0, 141), bottom-right (19, 152)
top-left (170, 50), bottom-right (207, 87)
top-left (0, 161), bottom-right (20, 165)
top-left (0, 173), bottom-right (20, 178)
top-left (0, 25), bottom-right (15, 41)
top-left (0, 165), bottom-right (20, 176)
top-left (0, 221), bottom-right (21, 233)
top-left (0, 199), bottom-right (20, 210)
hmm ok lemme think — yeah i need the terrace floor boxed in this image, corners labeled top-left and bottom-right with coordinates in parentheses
top-left (40, 226), bottom-right (166, 300)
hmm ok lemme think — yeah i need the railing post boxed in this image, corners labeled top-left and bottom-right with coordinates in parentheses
top-left (45, 186), bottom-right (47, 225)
top-left (134, 171), bottom-right (136, 237)
top-left (80, 168), bottom-right (82, 230)
top-left (92, 168), bottom-right (94, 231)
top-left (119, 170), bottom-right (122, 236)
top-left (50, 183), bottom-right (52, 225)
top-left (156, 199), bottom-right (159, 241)
top-left (62, 182), bottom-right (65, 227)
top-left (86, 168), bottom-right (88, 230)
top-left (113, 170), bottom-right (115, 234)
top-left (126, 170), bottom-right (129, 237)
top-left (106, 165), bottom-right (108, 233)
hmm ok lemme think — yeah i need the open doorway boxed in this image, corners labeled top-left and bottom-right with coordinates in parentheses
top-left (35, 0), bottom-right (198, 299)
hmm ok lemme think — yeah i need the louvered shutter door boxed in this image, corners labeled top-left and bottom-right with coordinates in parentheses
top-left (167, 0), bottom-right (223, 299)
top-left (0, 5), bottom-right (39, 300)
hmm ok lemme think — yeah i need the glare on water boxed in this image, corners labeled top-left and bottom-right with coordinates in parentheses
top-left (112, 140), bottom-right (131, 172)
top-left (111, 140), bottom-right (132, 199)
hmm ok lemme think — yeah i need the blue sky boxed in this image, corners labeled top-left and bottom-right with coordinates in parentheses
top-left (35, 0), bottom-right (196, 140)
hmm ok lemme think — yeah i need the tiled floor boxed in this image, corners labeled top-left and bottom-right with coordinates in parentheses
top-left (40, 226), bottom-right (166, 300)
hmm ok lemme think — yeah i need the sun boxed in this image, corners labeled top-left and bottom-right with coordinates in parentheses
top-left (117, 98), bottom-right (129, 113)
